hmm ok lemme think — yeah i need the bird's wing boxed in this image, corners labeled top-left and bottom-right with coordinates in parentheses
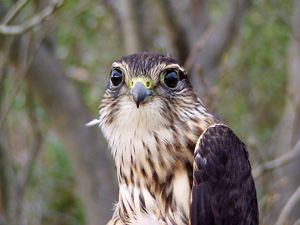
top-left (190, 124), bottom-right (258, 225)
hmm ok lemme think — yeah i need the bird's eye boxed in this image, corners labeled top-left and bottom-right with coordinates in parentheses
top-left (110, 69), bottom-right (124, 87)
top-left (163, 70), bottom-right (179, 89)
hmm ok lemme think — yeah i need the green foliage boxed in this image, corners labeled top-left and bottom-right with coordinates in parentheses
top-left (2, 0), bottom-right (13, 7)
top-left (55, 1), bottom-right (123, 114)
top-left (43, 142), bottom-right (84, 225)
top-left (31, 137), bottom-right (85, 225)
top-left (218, 0), bottom-right (292, 142)
top-left (1, 0), bottom-right (296, 224)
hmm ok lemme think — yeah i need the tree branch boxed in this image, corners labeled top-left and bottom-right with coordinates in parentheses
top-left (0, 0), bottom-right (29, 25)
top-left (198, 0), bottom-right (251, 67)
top-left (25, 45), bottom-right (116, 225)
top-left (13, 90), bottom-right (44, 225)
top-left (100, 0), bottom-right (122, 36)
top-left (1, 1), bottom-right (117, 223)
top-left (156, 0), bottom-right (190, 64)
top-left (0, 35), bottom-right (30, 128)
top-left (191, 0), bottom-right (251, 96)
top-left (184, 26), bottom-right (213, 71)
top-left (185, 0), bottom-right (209, 44)
top-left (0, 0), bottom-right (63, 35)
top-left (294, 219), bottom-right (300, 225)
top-left (119, 0), bottom-right (143, 53)
top-left (0, 135), bottom-right (8, 224)
top-left (253, 139), bottom-right (300, 179)
top-left (101, 0), bottom-right (144, 53)
top-left (266, 0), bottom-right (300, 222)
top-left (275, 186), bottom-right (300, 225)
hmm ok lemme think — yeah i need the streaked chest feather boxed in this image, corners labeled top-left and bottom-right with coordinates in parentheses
top-left (100, 104), bottom-right (211, 224)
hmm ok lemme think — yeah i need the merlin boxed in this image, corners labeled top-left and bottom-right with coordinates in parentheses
top-left (90, 52), bottom-right (258, 225)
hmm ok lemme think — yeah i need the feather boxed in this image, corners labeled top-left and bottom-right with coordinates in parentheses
top-left (130, 214), bottom-right (165, 225)
top-left (85, 118), bottom-right (101, 127)
top-left (98, 53), bottom-right (259, 225)
top-left (191, 124), bottom-right (259, 225)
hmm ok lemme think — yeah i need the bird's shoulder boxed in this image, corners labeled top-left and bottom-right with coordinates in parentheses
top-left (190, 124), bottom-right (259, 225)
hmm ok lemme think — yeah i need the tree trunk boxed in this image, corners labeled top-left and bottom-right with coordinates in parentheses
top-left (0, 33), bottom-right (117, 225)
top-left (191, 0), bottom-right (251, 99)
top-left (119, 0), bottom-right (143, 54)
top-left (26, 46), bottom-right (117, 225)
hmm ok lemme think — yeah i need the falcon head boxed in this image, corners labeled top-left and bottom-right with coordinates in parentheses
top-left (99, 52), bottom-right (205, 133)
top-left (108, 52), bottom-right (190, 108)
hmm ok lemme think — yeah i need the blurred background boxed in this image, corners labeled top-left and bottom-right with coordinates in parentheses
top-left (0, 0), bottom-right (300, 224)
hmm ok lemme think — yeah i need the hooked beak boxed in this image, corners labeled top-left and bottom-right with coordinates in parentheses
top-left (130, 82), bottom-right (152, 108)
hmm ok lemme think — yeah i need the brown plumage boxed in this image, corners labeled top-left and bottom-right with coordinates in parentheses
top-left (94, 52), bottom-right (258, 225)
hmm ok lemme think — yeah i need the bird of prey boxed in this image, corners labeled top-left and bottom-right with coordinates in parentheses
top-left (92, 52), bottom-right (258, 225)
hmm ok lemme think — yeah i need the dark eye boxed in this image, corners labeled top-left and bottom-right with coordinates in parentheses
top-left (110, 69), bottom-right (123, 87)
top-left (163, 70), bottom-right (179, 88)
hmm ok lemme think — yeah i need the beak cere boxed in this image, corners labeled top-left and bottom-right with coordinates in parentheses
top-left (130, 82), bottom-right (152, 108)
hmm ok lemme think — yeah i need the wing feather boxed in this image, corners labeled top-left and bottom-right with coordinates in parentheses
top-left (190, 124), bottom-right (258, 225)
